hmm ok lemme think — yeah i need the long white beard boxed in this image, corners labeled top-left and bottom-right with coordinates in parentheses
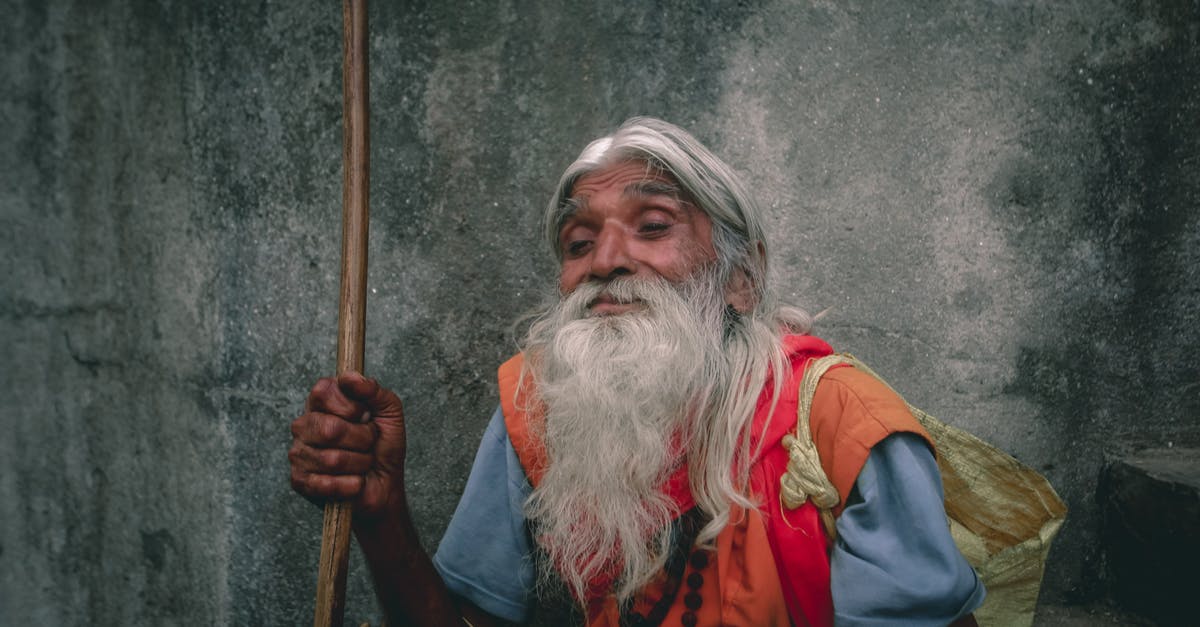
top-left (520, 270), bottom-right (731, 603)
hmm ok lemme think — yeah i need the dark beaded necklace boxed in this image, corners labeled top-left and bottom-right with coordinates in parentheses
top-left (620, 508), bottom-right (711, 627)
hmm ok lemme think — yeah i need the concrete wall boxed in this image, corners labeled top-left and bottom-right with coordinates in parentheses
top-left (2, 0), bottom-right (1196, 624)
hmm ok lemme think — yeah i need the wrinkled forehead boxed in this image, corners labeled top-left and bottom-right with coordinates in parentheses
top-left (566, 160), bottom-right (685, 203)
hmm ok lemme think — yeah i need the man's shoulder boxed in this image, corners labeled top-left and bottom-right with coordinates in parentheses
top-left (808, 363), bottom-right (933, 507)
top-left (498, 352), bottom-right (524, 382)
top-left (811, 365), bottom-right (928, 446)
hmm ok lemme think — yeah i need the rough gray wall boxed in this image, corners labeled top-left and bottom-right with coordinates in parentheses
top-left (1, 0), bottom-right (1196, 624)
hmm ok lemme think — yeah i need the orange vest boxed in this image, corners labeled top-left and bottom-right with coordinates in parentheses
top-left (497, 335), bottom-right (931, 626)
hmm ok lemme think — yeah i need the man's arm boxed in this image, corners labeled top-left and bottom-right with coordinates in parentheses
top-left (807, 367), bottom-right (984, 625)
top-left (288, 372), bottom-right (500, 627)
top-left (830, 433), bottom-right (985, 626)
top-left (353, 503), bottom-right (499, 627)
top-left (430, 408), bottom-right (536, 624)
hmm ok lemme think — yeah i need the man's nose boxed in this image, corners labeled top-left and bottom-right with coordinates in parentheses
top-left (588, 228), bottom-right (635, 280)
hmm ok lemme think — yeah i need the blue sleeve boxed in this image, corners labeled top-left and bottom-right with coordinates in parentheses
top-left (432, 406), bottom-right (535, 623)
top-left (831, 433), bottom-right (986, 626)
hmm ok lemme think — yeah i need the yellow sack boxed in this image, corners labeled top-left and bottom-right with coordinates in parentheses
top-left (781, 354), bottom-right (1068, 627)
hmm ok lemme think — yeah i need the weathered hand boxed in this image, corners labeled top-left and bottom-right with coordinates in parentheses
top-left (288, 372), bottom-right (407, 517)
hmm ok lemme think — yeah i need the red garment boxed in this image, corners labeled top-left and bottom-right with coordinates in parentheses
top-left (497, 335), bottom-right (930, 626)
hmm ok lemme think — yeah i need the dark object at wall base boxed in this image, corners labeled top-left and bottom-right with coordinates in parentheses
top-left (1101, 447), bottom-right (1199, 627)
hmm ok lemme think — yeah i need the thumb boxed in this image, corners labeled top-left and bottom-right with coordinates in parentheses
top-left (336, 371), bottom-right (404, 421)
top-left (338, 371), bottom-right (407, 480)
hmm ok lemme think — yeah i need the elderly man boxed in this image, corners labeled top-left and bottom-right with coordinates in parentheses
top-left (289, 117), bottom-right (985, 626)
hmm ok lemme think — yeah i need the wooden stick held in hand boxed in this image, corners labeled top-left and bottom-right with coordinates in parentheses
top-left (315, 2), bottom-right (369, 626)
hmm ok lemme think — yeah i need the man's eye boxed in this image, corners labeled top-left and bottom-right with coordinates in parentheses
top-left (640, 222), bottom-right (670, 235)
top-left (564, 240), bottom-right (591, 255)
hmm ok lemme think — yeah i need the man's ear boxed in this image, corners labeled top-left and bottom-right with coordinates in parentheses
top-left (725, 242), bottom-right (766, 313)
top-left (725, 268), bottom-right (756, 313)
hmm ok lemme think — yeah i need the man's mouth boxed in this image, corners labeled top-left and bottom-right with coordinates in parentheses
top-left (587, 293), bottom-right (644, 316)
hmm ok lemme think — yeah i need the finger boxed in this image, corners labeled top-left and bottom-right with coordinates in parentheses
top-left (291, 412), bottom-right (377, 451)
top-left (337, 371), bottom-right (404, 420)
top-left (304, 377), bottom-right (336, 413)
top-left (291, 470), bottom-right (364, 501)
top-left (306, 377), bottom-right (370, 421)
top-left (289, 442), bottom-right (374, 475)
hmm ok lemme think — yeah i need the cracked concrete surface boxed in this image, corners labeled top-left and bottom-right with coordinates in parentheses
top-left (2, 1), bottom-right (1197, 624)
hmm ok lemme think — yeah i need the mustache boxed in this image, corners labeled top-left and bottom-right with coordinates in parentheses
top-left (560, 276), bottom-right (672, 316)
top-left (558, 273), bottom-right (742, 333)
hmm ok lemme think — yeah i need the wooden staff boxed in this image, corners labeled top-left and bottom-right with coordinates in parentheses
top-left (314, 1), bottom-right (369, 626)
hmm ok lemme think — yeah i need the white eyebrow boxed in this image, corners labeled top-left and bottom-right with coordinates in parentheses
top-left (622, 180), bottom-right (683, 200)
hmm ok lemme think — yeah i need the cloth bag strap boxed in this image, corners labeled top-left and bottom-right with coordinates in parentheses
top-left (779, 353), bottom-right (860, 539)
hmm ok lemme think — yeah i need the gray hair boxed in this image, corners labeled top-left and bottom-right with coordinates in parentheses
top-left (545, 116), bottom-right (773, 311)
